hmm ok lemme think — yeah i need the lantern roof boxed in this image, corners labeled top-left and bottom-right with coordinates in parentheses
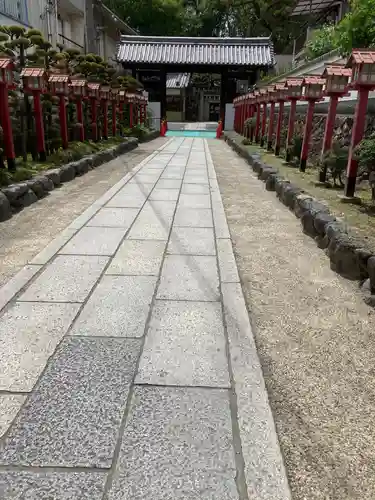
top-left (303, 76), bottom-right (325, 85)
top-left (285, 78), bottom-right (303, 87)
top-left (49, 74), bottom-right (70, 83)
top-left (323, 65), bottom-right (351, 77)
top-left (70, 79), bottom-right (87, 87)
top-left (21, 67), bottom-right (46, 77)
top-left (87, 82), bottom-right (101, 90)
top-left (347, 49), bottom-right (375, 66)
top-left (0, 58), bottom-right (13, 69)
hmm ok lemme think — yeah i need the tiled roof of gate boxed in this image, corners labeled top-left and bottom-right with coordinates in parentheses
top-left (117, 35), bottom-right (274, 67)
top-left (166, 73), bottom-right (191, 88)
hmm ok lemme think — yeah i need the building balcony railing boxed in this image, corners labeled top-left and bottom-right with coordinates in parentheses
top-left (0, 0), bottom-right (28, 25)
top-left (58, 33), bottom-right (84, 51)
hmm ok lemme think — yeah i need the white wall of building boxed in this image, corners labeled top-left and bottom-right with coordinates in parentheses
top-left (148, 102), bottom-right (161, 130)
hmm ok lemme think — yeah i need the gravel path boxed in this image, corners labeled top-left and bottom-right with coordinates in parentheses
top-left (209, 139), bottom-right (375, 500)
top-left (0, 138), bottom-right (167, 287)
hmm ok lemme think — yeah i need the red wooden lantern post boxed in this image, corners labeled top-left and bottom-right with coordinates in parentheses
top-left (247, 95), bottom-right (255, 141)
top-left (49, 74), bottom-right (70, 149)
top-left (87, 83), bottom-right (100, 141)
top-left (300, 76), bottom-right (325, 172)
top-left (0, 59), bottom-right (16, 171)
top-left (266, 86), bottom-right (276, 151)
top-left (319, 65), bottom-right (351, 182)
top-left (118, 91), bottom-right (126, 131)
top-left (274, 82), bottom-right (288, 156)
top-left (284, 78), bottom-right (303, 162)
top-left (127, 93), bottom-right (135, 128)
top-left (241, 95), bottom-right (247, 135)
top-left (70, 79), bottom-right (87, 142)
top-left (254, 91), bottom-right (261, 143)
top-left (21, 67), bottom-right (47, 161)
top-left (110, 87), bottom-right (119, 137)
top-left (100, 85), bottom-right (110, 140)
top-left (260, 90), bottom-right (268, 147)
top-left (344, 50), bottom-right (375, 197)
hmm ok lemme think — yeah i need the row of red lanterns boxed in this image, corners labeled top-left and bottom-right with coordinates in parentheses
top-left (0, 59), bottom-right (148, 170)
top-left (233, 49), bottom-right (375, 197)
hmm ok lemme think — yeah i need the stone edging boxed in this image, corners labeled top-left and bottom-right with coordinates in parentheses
top-left (0, 137), bottom-right (140, 223)
top-left (224, 134), bottom-right (375, 306)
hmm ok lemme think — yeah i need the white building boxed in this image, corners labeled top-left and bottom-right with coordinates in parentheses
top-left (0, 0), bottom-right (136, 62)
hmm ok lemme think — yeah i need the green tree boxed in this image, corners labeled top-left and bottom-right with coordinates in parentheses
top-left (334, 0), bottom-right (375, 55)
top-left (104, 0), bottom-right (184, 35)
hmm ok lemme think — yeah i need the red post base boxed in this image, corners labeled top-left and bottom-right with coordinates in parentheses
top-left (255, 104), bottom-right (261, 143)
top-left (102, 100), bottom-right (108, 140)
top-left (260, 103), bottom-right (267, 147)
top-left (91, 98), bottom-right (98, 141)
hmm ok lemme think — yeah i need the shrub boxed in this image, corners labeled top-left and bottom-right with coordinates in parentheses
top-left (321, 142), bottom-right (349, 186)
top-left (305, 25), bottom-right (336, 60)
top-left (355, 133), bottom-right (375, 176)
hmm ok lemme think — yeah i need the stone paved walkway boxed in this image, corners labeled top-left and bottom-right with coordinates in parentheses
top-left (0, 138), bottom-right (290, 499)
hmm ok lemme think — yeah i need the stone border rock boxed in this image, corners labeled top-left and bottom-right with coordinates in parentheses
top-left (0, 138), bottom-right (138, 223)
top-left (224, 134), bottom-right (375, 306)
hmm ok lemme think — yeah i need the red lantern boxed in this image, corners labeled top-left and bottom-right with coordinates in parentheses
top-left (344, 50), bottom-right (375, 196)
top-left (70, 79), bottom-right (87, 142)
top-left (284, 78), bottom-right (303, 161)
top-left (87, 83), bottom-right (101, 141)
top-left (21, 67), bottom-right (48, 161)
top-left (49, 74), bottom-right (71, 149)
top-left (0, 58), bottom-right (15, 170)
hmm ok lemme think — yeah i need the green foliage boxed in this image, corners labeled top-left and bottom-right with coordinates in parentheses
top-left (334, 0), bottom-right (375, 55)
top-left (305, 25), bottom-right (336, 60)
top-left (288, 134), bottom-right (303, 161)
top-left (355, 133), bottom-right (375, 175)
top-left (0, 168), bottom-right (11, 186)
top-left (321, 142), bottom-right (349, 186)
top-left (11, 167), bottom-right (34, 182)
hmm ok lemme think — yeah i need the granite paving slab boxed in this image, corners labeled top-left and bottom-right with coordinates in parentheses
top-left (19, 255), bottom-right (108, 303)
top-left (217, 239), bottom-right (240, 283)
top-left (181, 184), bottom-right (210, 195)
top-left (0, 395), bottom-right (26, 437)
top-left (0, 301), bottom-right (80, 391)
top-left (127, 201), bottom-right (176, 240)
top-left (107, 387), bottom-right (237, 500)
top-left (167, 227), bottom-right (216, 255)
top-left (71, 275), bottom-right (157, 338)
top-left (59, 227), bottom-right (125, 256)
top-left (106, 239), bottom-right (166, 276)
top-left (149, 189), bottom-right (180, 202)
top-left (136, 301), bottom-right (230, 387)
top-left (0, 337), bottom-right (141, 467)
top-left (157, 255), bottom-right (219, 301)
top-left (174, 207), bottom-right (213, 228)
top-left (0, 471), bottom-right (107, 500)
top-left (106, 184), bottom-right (152, 208)
top-left (86, 207), bottom-right (139, 229)
top-left (178, 194), bottom-right (211, 209)
top-left (155, 179), bottom-right (182, 189)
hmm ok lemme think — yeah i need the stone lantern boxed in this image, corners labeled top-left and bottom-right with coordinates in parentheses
top-left (266, 85), bottom-right (276, 151)
top-left (21, 67), bottom-right (48, 161)
top-left (274, 82), bottom-right (288, 156)
top-left (0, 58), bottom-right (16, 170)
top-left (284, 78), bottom-right (303, 161)
top-left (300, 76), bottom-right (325, 171)
top-left (319, 65), bottom-right (351, 182)
top-left (49, 74), bottom-right (71, 149)
top-left (87, 83), bottom-right (101, 141)
top-left (70, 79), bottom-right (87, 142)
top-left (344, 49), bottom-right (375, 196)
